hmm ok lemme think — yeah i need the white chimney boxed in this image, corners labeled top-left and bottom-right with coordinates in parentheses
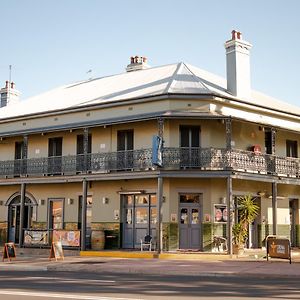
top-left (224, 30), bottom-right (252, 99)
top-left (126, 56), bottom-right (150, 72)
top-left (0, 81), bottom-right (21, 107)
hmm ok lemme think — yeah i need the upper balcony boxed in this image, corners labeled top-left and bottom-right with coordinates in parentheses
top-left (0, 147), bottom-right (298, 179)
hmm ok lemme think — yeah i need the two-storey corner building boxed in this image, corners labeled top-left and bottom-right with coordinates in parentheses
top-left (0, 31), bottom-right (299, 253)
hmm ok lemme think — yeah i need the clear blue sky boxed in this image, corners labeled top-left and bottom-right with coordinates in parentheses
top-left (0, 0), bottom-right (299, 106)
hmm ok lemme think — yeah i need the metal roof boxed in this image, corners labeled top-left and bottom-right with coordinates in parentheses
top-left (0, 62), bottom-right (299, 120)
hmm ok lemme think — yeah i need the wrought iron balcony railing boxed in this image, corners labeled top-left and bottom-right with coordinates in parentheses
top-left (0, 147), bottom-right (299, 178)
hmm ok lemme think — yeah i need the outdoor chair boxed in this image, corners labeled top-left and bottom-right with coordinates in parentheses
top-left (140, 234), bottom-right (153, 251)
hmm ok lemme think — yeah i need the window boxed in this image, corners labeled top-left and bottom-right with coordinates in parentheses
top-left (286, 140), bottom-right (298, 158)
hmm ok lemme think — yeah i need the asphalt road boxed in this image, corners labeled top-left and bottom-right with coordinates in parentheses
top-left (0, 270), bottom-right (299, 300)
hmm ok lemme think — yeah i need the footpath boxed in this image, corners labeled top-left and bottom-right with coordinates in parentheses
top-left (0, 248), bottom-right (300, 278)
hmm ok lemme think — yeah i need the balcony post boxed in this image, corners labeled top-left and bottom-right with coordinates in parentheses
top-left (83, 128), bottom-right (89, 173)
top-left (272, 181), bottom-right (277, 235)
top-left (226, 176), bottom-right (233, 255)
top-left (225, 118), bottom-right (232, 150)
top-left (81, 178), bottom-right (88, 251)
top-left (22, 135), bottom-right (28, 175)
top-left (158, 117), bottom-right (164, 139)
top-left (157, 176), bottom-right (163, 254)
top-left (19, 183), bottom-right (26, 246)
top-left (271, 128), bottom-right (276, 155)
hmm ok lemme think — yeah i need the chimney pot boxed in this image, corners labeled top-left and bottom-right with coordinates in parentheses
top-left (11, 82), bottom-right (15, 89)
top-left (5, 81), bottom-right (9, 88)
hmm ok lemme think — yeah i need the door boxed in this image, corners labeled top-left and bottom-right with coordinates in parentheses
top-left (76, 134), bottom-right (92, 172)
top-left (290, 199), bottom-right (298, 247)
top-left (180, 126), bottom-right (200, 168)
top-left (48, 137), bottom-right (63, 174)
top-left (14, 141), bottom-right (26, 176)
top-left (48, 199), bottom-right (64, 230)
top-left (117, 130), bottom-right (134, 170)
top-left (122, 194), bottom-right (156, 249)
top-left (286, 140), bottom-right (298, 158)
top-left (8, 196), bottom-right (34, 244)
top-left (179, 194), bottom-right (201, 250)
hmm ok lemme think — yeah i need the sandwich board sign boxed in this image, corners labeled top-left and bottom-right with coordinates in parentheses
top-left (266, 235), bottom-right (291, 264)
top-left (49, 241), bottom-right (64, 261)
top-left (2, 242), bottom-right (16, 262)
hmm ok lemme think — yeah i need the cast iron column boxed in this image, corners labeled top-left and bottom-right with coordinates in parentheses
top-left (19, 183), bottom-right (26, 246)
top-left (22, 135), bottom-right (28, 175)
top-left (157, 176), bottom-right (163, 254)
top-left (226, 176), bottom-right (233, 255)
top-left (225, 118), bottom-right (232, 150)
top-left (272, 181), bottom-right (277, 235)
top-left (81, 178), bottom-right (88, 251)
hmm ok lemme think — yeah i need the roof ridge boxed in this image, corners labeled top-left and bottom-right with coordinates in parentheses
top-left (182, 62), bottom-right (211, 92)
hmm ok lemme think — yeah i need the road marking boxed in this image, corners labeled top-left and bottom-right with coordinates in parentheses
top-left (0, 276), bottom-right (116, 283)
top-left (0, 290), bottom-right (142, 300)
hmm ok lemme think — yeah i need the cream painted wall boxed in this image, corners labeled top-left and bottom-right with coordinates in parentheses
top-left (276, 131), bottom-right (300, 157)
top-left (0, 136), bottom-right (22, 160)
top-left (232, 121), bottom-right (264, 151)
top-left (0, 185), bottom-right (20, 221)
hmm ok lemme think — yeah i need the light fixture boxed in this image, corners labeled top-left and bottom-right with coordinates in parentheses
top-left (67, 198), bottom-right (74, 205)
top-left (102, 197), bottom-right (109, 204)
top-left (39, 199), bottom-right (45, 206)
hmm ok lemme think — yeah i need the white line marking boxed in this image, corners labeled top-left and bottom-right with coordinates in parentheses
top-left (0, 290), bottom-right (143, 300)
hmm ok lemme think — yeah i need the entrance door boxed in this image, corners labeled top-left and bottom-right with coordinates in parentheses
top-left (8, 196), bottom-right (34, 244)
top-left (290, 199), bottom-right (298, 247)
top-left (179, 194), bottom-right (201, 250)
top-left (122, 194), bottom-right (157, 249)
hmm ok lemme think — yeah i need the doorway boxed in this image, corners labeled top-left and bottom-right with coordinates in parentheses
top-left (289, 199), bottom-right (299, 247)
top-left (122, 194), bottom-right (157, 249)
top-left (8, 195), bottom-right (35, 244)
top-left (179, 194), bottom-right (202, 250)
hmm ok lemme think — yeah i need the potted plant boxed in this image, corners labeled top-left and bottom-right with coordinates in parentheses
top-left (232, 194), bottom-right (259, 254)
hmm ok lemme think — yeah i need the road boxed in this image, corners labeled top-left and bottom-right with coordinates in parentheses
top-left (0, 270), bottom-right (300, 300)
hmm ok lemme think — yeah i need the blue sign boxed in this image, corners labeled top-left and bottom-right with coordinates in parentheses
top-left (152, 135), bottom-right (163, 167)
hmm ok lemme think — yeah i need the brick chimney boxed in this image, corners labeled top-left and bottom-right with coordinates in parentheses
top-left (224, 30), bottom-right (252, 99)
top-left (0, 81), bottom-right (20, 107)
top-left (126, 56), bottom-right (150, 72)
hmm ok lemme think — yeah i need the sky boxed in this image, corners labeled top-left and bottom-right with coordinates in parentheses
top-left (0, 0), bottom-right (299, 107)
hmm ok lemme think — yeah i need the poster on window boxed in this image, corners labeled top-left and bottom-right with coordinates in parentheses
top-left (52, 230), bottom-right (80, 247)
top-left (214, 204), bottom-right (227, 223)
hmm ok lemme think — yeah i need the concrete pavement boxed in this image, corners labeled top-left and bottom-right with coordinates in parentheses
top-left (1, 247), bottom-right (300, 278)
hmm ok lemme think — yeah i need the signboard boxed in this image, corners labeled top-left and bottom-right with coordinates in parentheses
top-left (214, 204), bottom-right (227, 223)
top-left (266, 236), bottom-right (291, 264)
top-left (24, 230), bottom-right (49, 246)
top-left (152, 135), bottom-right (163, 167)
top-left (2, 242), bottom-right (16, 262)
top-left (52, 230), bottom-right (80, 247)
top-left (49, 241), bottom-right (64, 261)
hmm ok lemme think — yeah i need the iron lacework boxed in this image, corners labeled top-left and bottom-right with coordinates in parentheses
top-left (0, 147), bottom-right (298, 178)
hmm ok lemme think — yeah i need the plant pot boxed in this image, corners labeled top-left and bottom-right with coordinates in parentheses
top-left (232, 243), bottom-right (244, 255)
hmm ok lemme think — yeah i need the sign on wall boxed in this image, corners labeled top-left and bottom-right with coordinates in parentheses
top-left (214, 204), bottom-right (227, 223)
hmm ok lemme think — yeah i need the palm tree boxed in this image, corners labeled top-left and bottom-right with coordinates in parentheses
top-left (232, 194), bottom-right (259, 250)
